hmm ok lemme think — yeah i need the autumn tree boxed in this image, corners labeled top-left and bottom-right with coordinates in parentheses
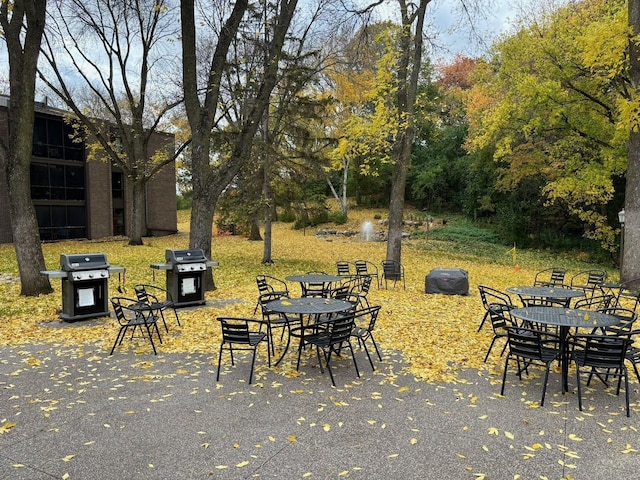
top-left (325, 22), bottom-right (398, 215)
top-left (623, 0), bottom-right (640, 281)
top-left (465, 0), bottom-right (631, 253)
top-left (213, 0), bottom-right (338, 264)
top-left (181, 0), bottom-right (298, 288)
top-left (40, 0), bottom-right (183, 245)
top-left (0, 0), bottom-right (53, 296)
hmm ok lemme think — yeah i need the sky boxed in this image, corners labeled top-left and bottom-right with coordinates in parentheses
top-left (424, 0), bottom-right (524, 61)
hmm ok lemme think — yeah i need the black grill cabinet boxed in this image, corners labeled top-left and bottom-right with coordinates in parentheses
top-left (41, 253), bottom-right (125, 321)
top-left (151, 249), bottom-right (218, 307)
top-left (425, 268), bottom-right (469, 295)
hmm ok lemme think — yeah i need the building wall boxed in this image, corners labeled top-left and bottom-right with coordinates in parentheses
top-left (145, 132), bottom-right (177, 236)
top-left (0, 99), bottom-right (177, 243)
top-left (85, 155), bottom-right (113, 239)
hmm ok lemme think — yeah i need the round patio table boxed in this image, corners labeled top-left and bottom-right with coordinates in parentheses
top-left (264, 297), bottom-right (353, 366)
top-left (507, 286), bottom-right (585, 307)
top-left (510, 306), bottom-right (621, 393)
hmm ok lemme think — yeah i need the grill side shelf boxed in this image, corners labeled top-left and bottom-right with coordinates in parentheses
top-left (40, 270), bottom-right (68, 279)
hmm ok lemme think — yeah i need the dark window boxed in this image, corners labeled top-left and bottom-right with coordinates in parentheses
top-left (32, 115), bottom-right (85, 161)
top-left (30, 163), bottom-right (85, 201)
top-left (35, 205), bottom-right (87, 240)
top-left (112, 171), bottom-right (124, 199)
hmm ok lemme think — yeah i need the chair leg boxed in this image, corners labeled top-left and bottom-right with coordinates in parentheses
top-left (624, 367), bottom-right (630, 417)
top-left (478, 311), bottom-right (489, 332)
top-left (216, 344), bottom-right (224, 381)
top-left (501, 355), bottom-right (510, 396)
top-left (360, 338), bottom-right (374, 370)
top-left (484, 337), bottom-right (498, 363)
top-left (110, 327), bottom-right (126, 355)
top-left (540, 364), bottom-right (551, 407)
top-left (249, 347), bottom-right (257, 384)
top-left (576, 367), bottom-right (583, 412)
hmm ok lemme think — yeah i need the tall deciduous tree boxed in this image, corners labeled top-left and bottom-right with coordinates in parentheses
top-left (466, 0), bottom-right (629, 252)
top-left (0, 0), bottom-right (52, 296)
top-left (181, 0), bottom-right (297, 288)
top-left (385, 0), bottom-right (429, 266)
top-left (623, 0), bottom-right (640, 281)
top-left (40, 0), bottom-right (184, 245)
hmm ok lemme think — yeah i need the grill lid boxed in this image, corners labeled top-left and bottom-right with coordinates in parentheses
top-left (60, 253), bottom-right (110, 271)
top-left (165, 249), bottom-right (207, 264)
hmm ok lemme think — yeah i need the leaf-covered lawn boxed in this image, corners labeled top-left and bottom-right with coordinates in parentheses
top-left (0, 209), bottom-right (621, 384)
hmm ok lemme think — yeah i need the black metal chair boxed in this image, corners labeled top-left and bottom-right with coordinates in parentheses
top-left (301, 271), bottom-right (331, 298)
top-left (354, 260), bottom-right (380, 289)
top-left (484, 307), bottom-right (516, 362)
top-left (612, 278), bottom-right (640, 311)
top-left (500, 326), bottom-right (561, 407)
top-left (381, 260), bottom-right (405, 289)
top-left (216, 317), bottom-right (269, 384)
top-left (294, 312), bottom-right (360, 386)
top-left (533, 267), bottom-right (567, 287)
top-left (351, 305), bottom-right (382, 370)
top-left (570, 269), bottom-right (607, 298)
top-left (477, 285), bottom-right (515, 332)
top-left (134, 283), bottom-right (180, 332)
top-left (110, 296), bottom-right (162, 355)
top-left (254, 275), bottom-right (289, 313)
top-left (593, 307), bottom-right (637, 336)
top-left (569, 333), bottom-right (632, 416)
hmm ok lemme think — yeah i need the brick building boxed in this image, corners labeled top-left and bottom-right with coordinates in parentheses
top-left (0, 95), bottom-right (177, 243)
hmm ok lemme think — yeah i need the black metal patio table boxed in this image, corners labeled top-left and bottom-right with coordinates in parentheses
top-left (264, 297), bottom-right (353, 366)
top-left (510, 306), bottom-right (621, 393)
top-left (506, 286), bottom-right (585, 307)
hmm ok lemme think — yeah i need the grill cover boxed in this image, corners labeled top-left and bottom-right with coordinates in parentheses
top-left (60, 253), bottom-right (109, 271)
top-left (165, 249), bottom-right (207, 264)
top-left (425, 268), bottom-right (469, 295)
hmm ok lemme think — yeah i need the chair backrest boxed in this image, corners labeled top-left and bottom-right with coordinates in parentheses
top-left (218, 317), bottom-right (252, 344)
top-left (597, 307), bottom-right (637, 335)
top-left (359, 276), bottom-right (372, 295)
top-left (110, 297), bottom-right (144, 325)
top-left (478, 285), bottom-right (513, 312)
top-left (134, 285), bottom-right (149, 302)
top-left (533, 267), bottom-right (567, 287)
top-left (256, 275), bottom-right (272, 295)
top-left (381, 260), bottom-right (403, 279)
top-left (353, 305), bottom-right (381, 332)
top-left (573, 294), bottom-right (614, 310)
top-left (355, 260), bottom-right (378, 275)
top-left (336, 261), bottom-right (353, 276)
top-left (615, 278), bottom-right (640, 310)
top-left (507, 326), bottom-right (559, 360)
top-left (572, 334), bottom-right (630, 368)
top-left (571, 269), bottom-right (607, 291)
top-left (488, 308), bottom-right (513, 333)
top-left (327, 313), bottom-right (356, 345)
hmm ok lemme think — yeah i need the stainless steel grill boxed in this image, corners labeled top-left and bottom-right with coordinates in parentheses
top-left (41, 253), bottom-right (125, 321)
top-left (151, 249), bottom-right (218, 307)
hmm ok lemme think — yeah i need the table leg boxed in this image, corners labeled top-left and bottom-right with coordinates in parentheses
top-left (560, 325), bottom-right (569, 393)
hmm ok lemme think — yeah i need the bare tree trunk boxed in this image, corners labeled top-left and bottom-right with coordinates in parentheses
top-left (1, 0), bottom-right (53, 296)
top-left (128, 181), bottom-right (147, 245)
top-left (249, 213), bottom-right (262, 241)
top-left (181, 0), bottom-right (298, 289)
top-left (262, 164), bottom-right (273, 264)
top-left (623, 0), bottom-right (640, 282)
